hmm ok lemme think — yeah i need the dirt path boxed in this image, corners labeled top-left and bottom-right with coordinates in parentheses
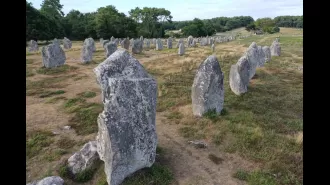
top-left (156, 113), bottom-right (256, 185)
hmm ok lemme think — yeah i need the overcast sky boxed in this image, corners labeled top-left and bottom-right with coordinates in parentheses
top-left (28, 0), bottom-right (303, 21)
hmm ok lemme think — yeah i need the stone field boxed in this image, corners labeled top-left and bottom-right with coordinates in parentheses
top-left (26, 27), bottom-right (303, 185)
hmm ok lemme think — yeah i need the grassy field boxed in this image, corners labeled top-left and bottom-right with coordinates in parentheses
top-left (26, 27), bottom-right (303, 185)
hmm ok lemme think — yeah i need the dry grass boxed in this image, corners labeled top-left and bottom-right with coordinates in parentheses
top-left (26, 28), bottom-right (302, 185)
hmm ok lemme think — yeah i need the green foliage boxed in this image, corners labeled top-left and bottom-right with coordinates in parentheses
top-left (274, 16), bottom-right (303, 28)
top-left (26, 130), bottom-right (53, 159)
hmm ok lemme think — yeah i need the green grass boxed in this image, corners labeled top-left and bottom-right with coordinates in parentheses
top-left (26, 68), bottom-right (35, 77)
top-left (26, 75), bottom-right (73, 96)
top-left (26, 130), bottom-right (54, 159)
top-left (150, 35), bottom-right (303, 184)
top-left (59, 160), bottom-right (101, 183)
top-left (63, 97), bottom-right (102, 135)
top-left (56, 136), bottom-right (76, 149)
top-left (36, 65), bottom-right (78, 75)
top-left (77, 91), bottom-right (97, 98)
top-left (43, 149), bottom-right (67, 162)
top-left (45, 96), bottom-right (67, 104)
top-left (39, 90), bottom-right (65, 98)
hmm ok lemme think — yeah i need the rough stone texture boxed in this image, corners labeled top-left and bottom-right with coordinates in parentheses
top-left (229, 56), bottom-right (251, 95)
top-left (81, 38), bottom-right (94, 63)
top-left (178, 43), bottom-right (185, 55)
top-left (187, 36), bottom-right (193, 47)
top-left (41, 43), bottom-right (66, 68)
top-left (121, 38), bottom-right (130, 50)
top-left (167, 37), bottom-right (173, 49)
top-left (262, 46), bottom-right (271, 62)
top-left (102, 40), bottom-right (110, 48)
top-left (188, 140), bottom-right (208, 148)
top-left (211, 44), bottom-right (215, 52)
top-left (191, 39), bottom-right (196, 47)
top-left (29, 40), bottom-right (38, 52)
top-left (192, 55), bottom-right (224, 117)
top-left (144, 39), bottom-right (150, 48)
top-left (110, 36), bottom-right (115, 42)
top-left (270, 40), bottom-right (281, 56)
top-left (156, 38), bottom-right (163, 50)
top-left (105, 42), bottom-right (118, 58)
top-left (68, 141), bottom-right (99, 174)
top-left (245, 42), bottom-right (259, 80)
top-left (257, 46), bottom-right (266, 67)
top-left (93, 49), bottom-right (157, 185)
top-left (26, 176), bottom-right (64, 185)
top-left (53, 38), bottom-right (60, 45)
top-left (132, 39), bottom-right (143, 54)
top-left (63, 37), bottom-right (72, 49)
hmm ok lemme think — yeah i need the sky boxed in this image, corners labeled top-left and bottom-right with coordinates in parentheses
top-left (28, 0), bottom-right (303, 21)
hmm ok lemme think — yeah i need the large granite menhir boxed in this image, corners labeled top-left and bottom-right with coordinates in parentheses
top-left (132, 39), bottom-right (143, 54)
top-left (41, 43), bottom-right (66, 68)
top-left (81, 38), bottom-right (94, 63)
top-left (229, 56), bottom-right (251, 95)
top-left (192, 55), bottom-right (224, 117)
top-left (93, 49), bottom-right (157, 185)
top-left (29, 40), bottom-right (38, 52)
top-left (105, 42), bottom-right (117, 58)
top-left (270, 40), bottom-right (281, 56)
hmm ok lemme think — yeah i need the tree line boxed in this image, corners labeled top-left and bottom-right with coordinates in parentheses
top-left (245, 16), bottom-right (303, 34)
top-left (26, 0), bottom-right (302, 41)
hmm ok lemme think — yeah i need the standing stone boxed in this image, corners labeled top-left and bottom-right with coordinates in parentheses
top-left (121, 38), bottom-right (130, 50)
top-left (144, 39), bottom-right (150, 49)
top-left (167, 37), bottom-right (172, 49)
top-left (257, 46), bottom-right (265, 67)
top-left (262, 46), bottom-right (271, 62)
top-left (211, 44), bottom-right (215, 52)
top-left (110, 36), bottom-right (115, 42)
top-left (100, 38), bottom-right (104, 44)
top-left (63, 37), bottom-right (72, 49)
top-left (200, 38), bottom-right (208, 46)
top-left (178, 43), bottom-right (185, 55)
top-left (192, 55), bottom-right (224, 117)
top-left (41, 43), bottom-right (66, 68)
top-left (102, 40), bottom-right (110, 48)
top-left (245, 42), bottom-right (259, 79)
top-left (140, 36), bottom-right (143, 41)
top-left (105, 42), bottom-right (118, 58)
top-left (114, 38), bottom-right (119, 45)
top-left (53, 38), bottom-right (60, 45)
top-left (229, 56), bottom-right (251, 95)
top-left (270, 40), bottom-right (281, 56)
top-left (187, 35), bottom-right (193, 47)
top-left (26, 176), bottom-right (64, 185)
top-left (132, 39), bottom-right (143, 54)
top-left (28, 40), bottom-right (38, 52)
top-left (93, 49), bottom-right (157, 185)
top-left (156, 38), bottom-right (163, 50)
top-left (191, 39), bottom-right (196, 47)
top-left (81, 38), bottom-right (94, 63)
top-left (68, 141), bottom-right (99, 174)
top-left (152, 38), bottom-right (156, 45)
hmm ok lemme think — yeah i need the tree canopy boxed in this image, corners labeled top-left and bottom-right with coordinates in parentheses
top-left (26, 0), bottom-right (302, 41)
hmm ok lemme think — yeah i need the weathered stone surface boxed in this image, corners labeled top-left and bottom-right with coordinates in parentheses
top-left (110, 36), bottom-right (115, 42)
top-left (68, 141), bottom-right (99, 174)
top-left (41, 43), bottom-right (66, 68)
top-left (156, 38), bottom-right (163, 50)
top-left (167, 37), bottom-right (173, 49)
top-left (211, 44), bottom-right (215, 52)
top-left (188, 140), bottom-right (208, 148)
top-left (192, 55), bottom-right (224, 117)
top-left (129, 39), bottom-right (134, 46)
top-left (132, 39), bottom-right (143, 54)
top-left (178, 43), bottom-right (185, 55)
top-left (29, 40), bottom-right (38, 52)
top-left (26, 176), bottom-right (64, 185)
top-left (191, 39), bottom-right (196, 47)
top-left (187, 36), bottom-right (193, 47)
top-left (105, 42), bottom-right (118, 58)
top-left (270, 40), bottom-right (281, 56)
top-left (63, 37), bottom-right (72, 49)
top-left (102, 40), bottom-right (110, 48)
top-left (93, 49), bottom-right (158, 185)
top-left (144, 39), bottom-right (150, 48)
top-left (257, 46), bottom-right (265, 67)
top-left (121, 38), bottom-right (130, 50)
top-left (200, 38), bottom-right (208, 46)
top-left (53, 38), bottom-right (60, 45)
top-left (245, 42), bottom-right (259, 79)
top-left (81, 38), bottom-right (94, 63)
top-left (262, 46), bottom-right (271, 62)
top-left (229, 56), bottom-right (250, 95)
